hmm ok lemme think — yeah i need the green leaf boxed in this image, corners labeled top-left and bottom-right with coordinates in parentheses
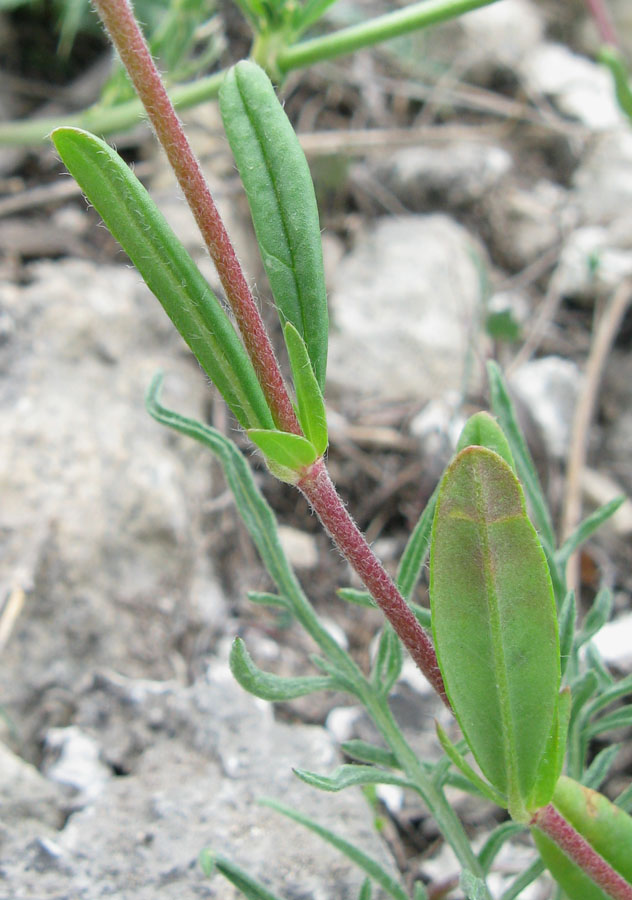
top-left (456, 411), bottom-right (515, 471)
top-left (219, 61), bottom-right (328, 390)
top-left (340, 740), bottom-right (399, 769)
top-left (585, 706), bottom-right (632, 740)
top-left (284, 322), bottom-right (328, 455)
top-left (435, 723), bottom-right (506, 807)
top-left (51, 127), bottom-right (273, 432)
top-left (486, 362), bottom-right (563, 601)
top-left (583, 674), bottom-right (632, 721)
top-left (559, 591), bottom-right (576, 679)
top-left (460, 870), bottom-right (488, 900)
top-left (583, 744), bottom-right (621, 791)
top-left (201, 851), bottom-right (285, 900)
top-left (615, 782), bottom-right (632, 813)
top-left (260, 799), bottom-right (409, 900)
top-left (248, 428), bottom-right (318, 473)
top-left (293, 764), bottom-right (415, 793)
top-left (371, 625), bottom-right (403, 696)
top-left (499, 858), bottom-right (545, 900)
top-left (477, 821), bottom-right (526, 874)
top-left (576, 587), bottom-right (613, 648)
top-left (396, 482), bottom-right (439, 601)
top-left (247, 590), bottom-right (291, 610)
top-left (598, 46), bottom-right (632, 121)
top-left (337, 588), bottom-right (376, 608)
top-left (413, 882), bottom-right (429, 900)
top-left (556, 498), bottom-right (625, 567)
top-left (430, 446), bottom-right (560, 821)
top-left (410, 603), bottom-right (432, 629)
top-left (358, 878), bottom-right (372, 900)
top-left (528, 686), bottom-right (570, 811)
top-left (230, 637), bottom-right (334, 700)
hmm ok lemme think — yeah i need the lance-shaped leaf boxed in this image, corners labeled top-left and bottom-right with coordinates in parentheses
top-left (293, 764), bottom-right (415, 793)
top-left (51, 127), bottom-right (273, 431)
top-left (284, 322), bottom-right (328, 455)
top-left (532, 776), bottom-right (632, 899)
top-left (456, 411), bottom-right (515, 471)
top-left (430, 446), bottom-right (560, 821)
top-left (219, 61), bottom-right (329, 390)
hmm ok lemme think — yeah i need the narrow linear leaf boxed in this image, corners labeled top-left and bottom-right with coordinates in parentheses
top-left (460, 870), bottom-right (488, 900)
top-left (477, 821), bottom-right (526, 874)
top-left (598, 46), bottom-right (632, 121)
top-left (396, 483), bottom-right (438, 600)
top-left (51, 128), bottom-right (273, 431)
top-left (230, 637), bottom-right (333, 700)
top-left (358, 878), bottom-right (372, 900)
top-left (413, 882), bottom-right (429, 900)
top-left (371, 625), bottom-right (403, 696)
top-left (436, 723), bottom-right (507, 807)
top-left (220, 61), bottom-right (329, 390)
top-left (500, 858), bottom-right (545, 900)
top-left (411, 603), bottom-right (432, 629)
top-left (556, 498), bottom-right (625, 567)
top-left (248, 428), bottom-right (317, 471)
top-left (583, 674), bottom-right (632, 721)
top-left (456, 411), bottom-right (515, 471)
top-left (583, 744), bottom-right (622, 791)
top-left (284, 322), bottom-right (328, 455)
top-left (203, 852), bottom-right (285, 900)
top-left (294, 764), bottom-right (415, 794)
top-left (341, 740), bottom-right (399, 769)
top-left (576, 587), bottom-right (613, 648)
top-left (337, 588), bottom-right (376, 608)
top-left (585, 706), bottom-right (632, 740)
top-left (584, 642), bottom-right (615, 689)
top-left (260, 799), bottom-right (409, 900)
top-left (247, 591), bottom-right (290, 610)
top-left (487, 362), bottom-right (562, 599)
top-left (615, 783), bottom-right (632, 813)
top-left (430, 446), bottom-right (560, 819)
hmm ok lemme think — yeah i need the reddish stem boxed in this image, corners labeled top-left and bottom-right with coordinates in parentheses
top-left (299, 460), bottom-right (448, 704)
top-left (92, 0), bottom-right (300, 435)
top-left (531, 804), bottom-right (632, 900)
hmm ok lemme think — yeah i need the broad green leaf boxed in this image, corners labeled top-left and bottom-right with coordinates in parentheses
top-left (219, 61), bottom-right (328, 390)
top-left (230, 637), bottom-right (334, 700)
top-left (435, 724), bottom-right (506, 807)
top-left (430, 446), bottom-right (559, 820)
top-left (556, 497), bottom-right (625, 567)
top-left (293, 764), bottom-right (415, 793)
top-left (51, 127), bottom-right (273, 431)
top-left (533, 776), bottom-right (632, 898)
top-left (284, 322), bottom-right (328, 455)
top-left (260, 799), bottom-right (409, 900)
top-left (371, 625), bottom-right (403, 696)
top-left (248, 428), bottom-right (318, 472)
top-left (456, 411), bottom-right (515, 471)
top-left (200, 851), bottom-right (285, 900)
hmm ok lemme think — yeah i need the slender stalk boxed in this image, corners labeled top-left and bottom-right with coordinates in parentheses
top-left (277, 0), bottom-right (499, 72)
top-left (584, 0), bottom-right (619, 46)
top-left (299, 460), bottom-right (448, 704)
top-left (364, 692), bottom-right (492, 896)
top-left (531, 804), bottom-right (632, 900)
top-left (92, 0), bottom-right (300, 436)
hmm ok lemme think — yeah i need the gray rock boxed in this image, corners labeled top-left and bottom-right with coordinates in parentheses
top-left (378, 142), bottom-right (512, 211)
top-left (0, 666), bottom-right (393, 899)
top-left (573, 129), bottom-right (632, 227)
top-left (327, 215), bottom-right (488, 403)
top-left (555, 226), bottom-right (632, 300)
top-left (509, 357), bottom-right (581, 459)
top-left (518, 43), bottom-right (624, 130)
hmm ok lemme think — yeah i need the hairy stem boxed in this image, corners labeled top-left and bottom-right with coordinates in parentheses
top-left (531, 804), bottom-right (632, 900)
top-left (299, 460), bottom-right (448, 704)
top-left (92, 0), bottom-right (300, 435)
